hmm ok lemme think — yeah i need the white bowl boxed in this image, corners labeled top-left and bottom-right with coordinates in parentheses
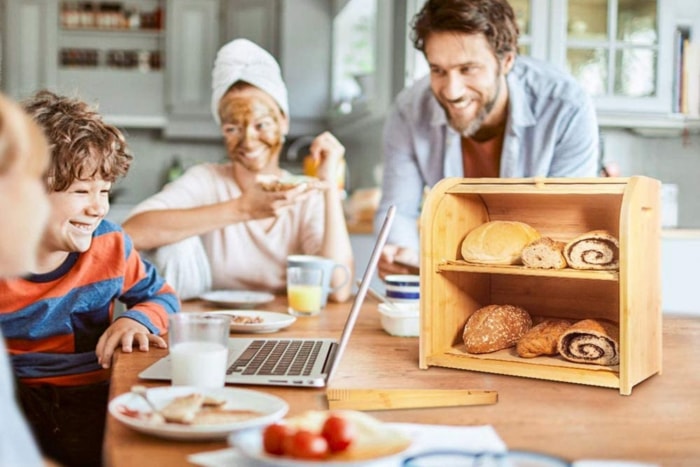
top-left (377, 303), bottom-right (419, 337)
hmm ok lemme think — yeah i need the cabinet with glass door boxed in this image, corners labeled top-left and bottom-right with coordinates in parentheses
top-left (548, 0), bottom-right (679, 125)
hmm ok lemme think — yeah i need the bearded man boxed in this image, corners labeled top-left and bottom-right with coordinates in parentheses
top-left (123, 39), bottom-right (353, 301)
top-left (376, 0), bottom-right (599, 279)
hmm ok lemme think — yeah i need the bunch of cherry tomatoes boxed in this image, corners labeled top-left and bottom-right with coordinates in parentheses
top-left (262, 413), bottom-right (356, 460)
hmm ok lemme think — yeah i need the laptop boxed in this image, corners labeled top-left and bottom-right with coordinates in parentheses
top-left (139, 205), bottom-right (396, 388)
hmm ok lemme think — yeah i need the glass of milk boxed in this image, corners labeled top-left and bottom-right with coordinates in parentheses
top-left (168, 313), bottom-right (230, 388)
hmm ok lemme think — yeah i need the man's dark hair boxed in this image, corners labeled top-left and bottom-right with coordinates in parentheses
top-left (411, 0), bottom-right (519, 59)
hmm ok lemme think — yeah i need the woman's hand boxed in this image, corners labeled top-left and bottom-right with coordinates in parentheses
top-left (306, 131), bottom-right (345, 185)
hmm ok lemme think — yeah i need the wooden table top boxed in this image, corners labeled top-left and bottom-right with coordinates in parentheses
top-left (104, 297), bottom-right (700, 466)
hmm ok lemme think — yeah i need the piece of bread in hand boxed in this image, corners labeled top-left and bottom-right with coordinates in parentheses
top-left (258, 174), bottom-right (315, 192)
top-left (462, 304), bottom-right (532, 354)
top-left (522, 237), bottom-right (567, 269)
top-left (461, 221), bottom-right (541, 265)
top-left (516, 319), bottom-right (573, 358)
top-left (281, 410), bottom-right (411, 461)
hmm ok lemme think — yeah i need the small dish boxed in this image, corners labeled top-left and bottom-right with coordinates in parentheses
top-left (378, 303), bottom-right (419, 337)
top-left (199, 290), bottom-right (275, 309)
top-left (108, 386), bottom-right (288, 441)
top-left (203, 310), bottom-right (296, 333)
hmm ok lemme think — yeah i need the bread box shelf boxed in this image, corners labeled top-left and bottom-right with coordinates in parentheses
top-left (438, 261), bottom-right (619, 281)
top-left (419, 176), bottom-right (662, 395)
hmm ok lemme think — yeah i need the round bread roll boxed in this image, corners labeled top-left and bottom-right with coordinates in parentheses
top-left (461, 221), bottom-right (541, 265)
top-left (281, 410), bottom-right (411, 461)
top-left (463, 304), bottom-right (532, 354)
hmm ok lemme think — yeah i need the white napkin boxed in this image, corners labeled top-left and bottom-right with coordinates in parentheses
top-left (188, 423), bottom-right (506, 467)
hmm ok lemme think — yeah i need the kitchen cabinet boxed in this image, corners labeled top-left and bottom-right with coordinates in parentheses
top-left (2, 0), bottom-right (59, 100)
top-left (163, 0), bottom-right (220, 138)
top-left (223, 0), bottom-right (279, 58)
top-left (165, 0), bottom-right (282, 139)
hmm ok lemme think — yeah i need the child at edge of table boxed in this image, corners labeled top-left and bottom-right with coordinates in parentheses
top-left (0, 90), bottom-right (180, 467)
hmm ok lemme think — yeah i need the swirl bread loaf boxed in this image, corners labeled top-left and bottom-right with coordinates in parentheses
top-left (463, 304), bottom-right (532, 354)
top-left (564, 230), bottom-right (619, 270)
top-left (461, 221), bottom-right (540, 265)
top-left (557, 319), bottom-right (620, 366)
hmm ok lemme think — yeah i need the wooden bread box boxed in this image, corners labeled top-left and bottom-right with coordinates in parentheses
top-left (418, 176), bottom-right (662, 395)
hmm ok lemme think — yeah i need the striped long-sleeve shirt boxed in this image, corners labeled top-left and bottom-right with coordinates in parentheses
top-left (0, 220), bottom-right (179, 386)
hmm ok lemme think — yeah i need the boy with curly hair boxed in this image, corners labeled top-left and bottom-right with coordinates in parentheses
top-left (0, 90), bottom-right (179, 467)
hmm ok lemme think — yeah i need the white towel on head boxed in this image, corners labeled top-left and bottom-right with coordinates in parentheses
top-left (211, 38), bottom-right (289, 124)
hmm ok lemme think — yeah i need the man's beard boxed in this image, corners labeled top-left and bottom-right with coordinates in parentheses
top-left (446, 77), bottom-right (502, 138)
top-left (440, 59), bottom-right (504, 138)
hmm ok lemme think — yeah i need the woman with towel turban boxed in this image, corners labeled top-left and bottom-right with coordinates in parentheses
top-left (123, 39), bottom-right (353, 301)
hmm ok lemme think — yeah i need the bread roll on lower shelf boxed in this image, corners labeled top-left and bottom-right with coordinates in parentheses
top-left (463, 304), bottom-right (532, 354)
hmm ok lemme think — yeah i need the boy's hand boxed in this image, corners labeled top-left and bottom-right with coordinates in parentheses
top-left (96, 318), bottom-right (167, 369)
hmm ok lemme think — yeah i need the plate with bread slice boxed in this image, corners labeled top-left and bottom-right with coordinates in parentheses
top-left (109, 386), bottom-right (288, 440)
top-left (229, 410), bottom-right (412, 466)
top-left (203, 310), bottom-right (296, 333)
top-left (199, 290), bottom-right (275, 309)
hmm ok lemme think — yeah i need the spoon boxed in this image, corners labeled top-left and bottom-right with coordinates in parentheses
top-left (356, 280), bottom-right (401, 312)
top-left (131, 385), bottom-right (161, 415)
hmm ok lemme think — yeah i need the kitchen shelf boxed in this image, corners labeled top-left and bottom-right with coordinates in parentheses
top-left (437, 260), bottom-right (619, 281)
top-left (599, 111), bottom-right (700, 134)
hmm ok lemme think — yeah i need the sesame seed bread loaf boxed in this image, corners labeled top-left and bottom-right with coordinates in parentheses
top-left (462, 304), bottom-right (532, 354)
top-left (461, 221), bottom-right (541, 265)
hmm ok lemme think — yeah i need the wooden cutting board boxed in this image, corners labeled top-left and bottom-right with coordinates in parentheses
top-left (326, 388), bottom-right (497, 411)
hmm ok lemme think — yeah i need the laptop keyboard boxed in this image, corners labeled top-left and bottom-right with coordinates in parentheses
top-left (227, 340), bottom-right (324, 376)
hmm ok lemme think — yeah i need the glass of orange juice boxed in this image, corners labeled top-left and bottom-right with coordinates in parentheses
top-left (286, 267), bottom-right (324, 316)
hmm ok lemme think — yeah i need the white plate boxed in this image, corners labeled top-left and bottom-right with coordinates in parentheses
top-left (229, 428), bottom-right (410, 467)
top-left (200, 290), bottom-right (275, 309)
top-left (109, 386), bottom-right (288, 441)
top-left (203, 310), bottom-right (296, 333)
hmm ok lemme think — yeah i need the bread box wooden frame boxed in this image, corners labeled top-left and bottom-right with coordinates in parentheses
top-left (419, 176), bottom-right (661, 395)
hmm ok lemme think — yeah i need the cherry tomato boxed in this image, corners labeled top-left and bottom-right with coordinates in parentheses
top-left (283, 429), bottom-right (329, 460)
top-left (262, 423), bottom-right (294, 455)
top-left (321, 414), bottom-right (356, 452)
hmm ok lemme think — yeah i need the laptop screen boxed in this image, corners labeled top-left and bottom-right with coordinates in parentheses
top-left (324, 205), bottom-right (396, 384)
